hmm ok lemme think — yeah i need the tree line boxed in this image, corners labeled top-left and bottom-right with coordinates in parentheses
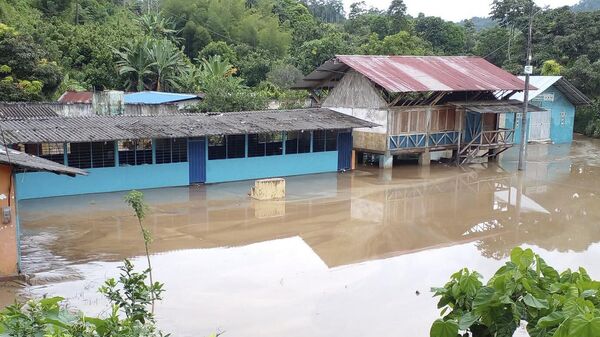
top-left (0, 0), bottom-right (599, 118)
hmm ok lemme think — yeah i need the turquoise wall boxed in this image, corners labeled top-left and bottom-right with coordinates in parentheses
top-left (205, 151), bottom-right (338, 183)
top-left (505, 86), bottom-right (575, 144)
top-left (15, 163), bottom-right (190, 200)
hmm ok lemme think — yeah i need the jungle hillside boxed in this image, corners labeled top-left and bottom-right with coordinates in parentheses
top-left (1, 0), bottom-right (600, 128)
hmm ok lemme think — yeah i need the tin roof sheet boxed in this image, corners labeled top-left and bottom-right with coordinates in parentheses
top-left (295, 55), bottom-right (530, 93)
top-left (511, 76), bottom-right (591, 106)
top-left (0, 108), bottom-right (376, 144)
top-left (449, 100), bottom-right (545, 114)
top-left (0, 147), bottom-right (86, 176)
top-left (124, 91), bottom-right (202, 104)
top-left (0, 103), bottom-right (59, 119)
top-left (57, 91), bottom-right (94, 104)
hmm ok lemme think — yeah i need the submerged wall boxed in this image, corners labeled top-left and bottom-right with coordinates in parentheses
top-left (206, 152), bottom-right (338, 183)
top-left (16, 163), bottom-right (189, 200)
top-left (15, 152), bottom-right (341, 200)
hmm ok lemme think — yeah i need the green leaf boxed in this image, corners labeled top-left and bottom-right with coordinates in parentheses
top-left (511, 247), bottom-right (534, 270)
top-left (538, 311), bottom-right (566, 328)
top-left (458, 311), bottom-right (480, 330)
top-left (523, 294), bottom-right (549, 309)
top-left (430, 319), bottom-right (459, 337)
top-left (568, 315), bottom-right (600, 337)
top-left (473, 287), bottom-right (496, 310)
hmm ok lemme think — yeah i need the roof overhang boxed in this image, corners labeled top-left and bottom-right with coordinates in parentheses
top-left (449, 100), bottom-right (545, 114)
top-left (0, 108), bottom-right (377, 144)
top-left (294, 55), bottom-right (533, 93)
top-left (0, 148), bottom-right (86, 176)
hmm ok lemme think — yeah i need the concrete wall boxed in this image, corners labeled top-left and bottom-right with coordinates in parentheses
top-left (502, 86), bottom-right (575, 144)
top-left (0, 165), bottom-right (18, 278)
top-left (15, 145), bottom-right (341, 199)
top-left (16, 163), bottom-right (189, 200)
top-left (51, 103), bottom-right (181, 117)
top-left (206, 152), bottom-right (338, 183)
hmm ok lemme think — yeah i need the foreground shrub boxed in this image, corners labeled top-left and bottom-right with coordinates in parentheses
top-left (431, 247), bottom-right (600, 337)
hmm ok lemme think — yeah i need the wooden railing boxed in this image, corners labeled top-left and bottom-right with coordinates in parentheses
top-left (389, 131), bottom-right (459, 150)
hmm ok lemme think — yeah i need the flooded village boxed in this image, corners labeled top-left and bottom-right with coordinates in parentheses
top-left (2, 0), bottom-right (600, 336)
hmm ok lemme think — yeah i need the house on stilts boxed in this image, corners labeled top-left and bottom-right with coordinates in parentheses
top-left (294, 55), bottom-right (545, 166)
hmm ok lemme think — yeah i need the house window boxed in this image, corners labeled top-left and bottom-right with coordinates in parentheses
top-left (67, 142), bottom-right (92, 169)
top-left (326, 130), bottom-right (338, 151)
top-left (208, 136), bottom-right (226, 160)
top-left (227, 135), bottom-right (245, 159)
top-left (312, 131), bottom-right (326, 152)
top-left (208, 135), bottom-right (246, 160)
top-left (118, 139), bottom-right (152, 166)
top-left (156, 138), bottom-right (188, 164)
top-left (285, 131), bottom-right (311, 154)
top-left (90, 141), bottom-right (115, 168)
top-left (248, 133), bottom-right (283, 157)
top-left (23, 143), bottom-right (66, 164)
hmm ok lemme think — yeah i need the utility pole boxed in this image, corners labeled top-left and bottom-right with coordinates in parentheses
top-left (518, 11), bottom-right (534, 171)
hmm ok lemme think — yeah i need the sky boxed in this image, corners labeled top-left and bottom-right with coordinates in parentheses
top-left (342, 0), bottom-right (581, 22)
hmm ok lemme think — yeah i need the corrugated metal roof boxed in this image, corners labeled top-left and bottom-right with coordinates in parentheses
top-left (295, 55), bottom-right (530, 93)
top-left (511, 76), bottom-right (591, 106)
top-left (57, 91), bottom-right (93, 104)
top-left (450, 100), bottom-right (545, 114)
top-left (0, 108), bottom-right (376, 144)
top-left (0, 103), bottom-right (59, 119)
top-left (125, 91), bottom-right (203, 104)
top-left (0, 147), bottom-right (86, 176)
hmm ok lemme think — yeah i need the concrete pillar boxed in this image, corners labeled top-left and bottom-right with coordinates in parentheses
top-left (379, 153), bottom-right (393, 169)
top-left (418, 150), bottom-right (431, 166)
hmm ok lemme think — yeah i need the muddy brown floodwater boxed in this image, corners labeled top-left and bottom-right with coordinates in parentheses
top-left (2, 136), bottom-right (600, 337)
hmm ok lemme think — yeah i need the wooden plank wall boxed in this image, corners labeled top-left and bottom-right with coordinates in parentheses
top-left (389, 106), bottom-right (459, 135)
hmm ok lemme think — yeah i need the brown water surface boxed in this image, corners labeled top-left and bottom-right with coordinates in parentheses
top-left (7, 136), bottom-right (600, 337)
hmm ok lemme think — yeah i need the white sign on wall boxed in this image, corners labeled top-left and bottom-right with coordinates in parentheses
top-left (541, 93), bottom-right (555, 102)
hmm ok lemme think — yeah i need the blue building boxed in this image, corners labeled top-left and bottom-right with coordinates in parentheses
top-left (2, 108), bottom-right (373, 200)
top-left (503, 76), bottom-right (590, 144)
top-left (124, 91), bottom-right (203, 106)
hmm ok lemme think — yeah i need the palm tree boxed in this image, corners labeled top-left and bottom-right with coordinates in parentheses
top-left (114, 39), bottom-right (155, 92)
top-left (147, 39), bottom-right (185, 91)
top-left (137, 12), bottom-right (182, 44)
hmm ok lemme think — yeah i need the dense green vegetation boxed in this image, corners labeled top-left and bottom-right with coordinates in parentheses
top-left (431, 247), bottom-right (600, 337)
top-left (0, 0), bottom-right (599, 119)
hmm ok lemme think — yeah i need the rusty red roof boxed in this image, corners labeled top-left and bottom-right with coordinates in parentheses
top-left (57, 91), bottom-right (93, 104)
top-left (295, 55), bottom-right (531, 93)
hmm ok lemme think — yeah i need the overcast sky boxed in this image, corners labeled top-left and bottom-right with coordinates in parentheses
top-left (343, 0), bottom-right (581, 22)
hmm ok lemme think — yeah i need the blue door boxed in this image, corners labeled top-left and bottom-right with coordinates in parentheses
top-left (188, 138), bottom-right (206, 184)
top-left (337, 132), bottom-right (352, 171)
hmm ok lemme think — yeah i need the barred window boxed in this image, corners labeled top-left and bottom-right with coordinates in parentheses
top-left (227, 135), bottom-right (245, 159)
top-left (156, 138), bottom-right (188, 164)
top-left (208, 136), bottom-right (226, 160)
top-left (91, 141), bottom-right (115, 168)
top-left (68, 142), bottom-right (92, 169)
top-left (118, 139), bottom-right (152, 166)
top-left (248, 134), bottom-right (264, 157)
top-left (264, 133), bottom-right (283, 156)
top-left (285, 131), bottom-right (311, 154)
top-left (326, 130), bottom-right (338, 151)
top-left (22, 143), bottom-right (66, 164)
top-left (312, 130), bottom-right (326, 152)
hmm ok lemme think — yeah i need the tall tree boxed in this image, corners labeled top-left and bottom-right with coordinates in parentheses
top-left (387, 0), bottom-right (408, 33)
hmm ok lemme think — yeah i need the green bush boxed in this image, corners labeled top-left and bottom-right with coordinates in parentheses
top-left (0, 260), bottom-right (167, 337)
top-left (431, 247), bottom-right (600, 337)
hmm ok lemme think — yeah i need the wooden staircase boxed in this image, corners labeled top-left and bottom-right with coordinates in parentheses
top-left (458, 128), bottom-right (515, 165)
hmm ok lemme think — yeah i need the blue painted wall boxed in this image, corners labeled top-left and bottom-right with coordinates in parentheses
top-left (505, 86), bottom-right (575, 144)
top-left (16, 163), bottom-right (189, 200)
top-left (205, 151), bottom-right (338, 183)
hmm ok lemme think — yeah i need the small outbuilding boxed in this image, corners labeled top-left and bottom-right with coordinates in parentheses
top-left (503, 76), bottom-right (591, 144)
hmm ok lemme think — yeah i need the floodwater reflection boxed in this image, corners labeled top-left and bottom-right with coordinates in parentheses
top-left (6, 135), bottom-right (600, 337)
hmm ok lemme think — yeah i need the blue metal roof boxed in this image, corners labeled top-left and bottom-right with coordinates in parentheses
top-left (124, 91), bottom-right (200, 104)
